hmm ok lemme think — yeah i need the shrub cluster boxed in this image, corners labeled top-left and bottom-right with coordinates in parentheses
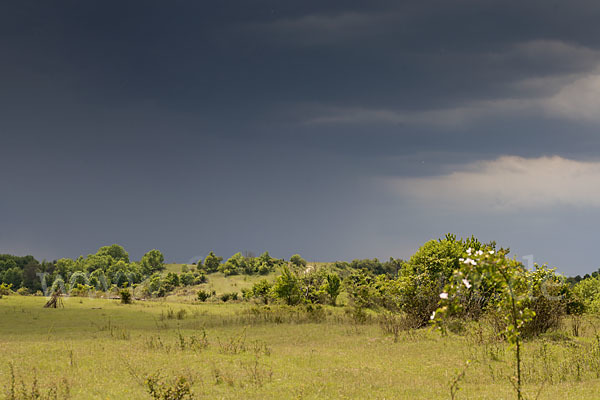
top-left (200, 251), bottom-right (286, 276)
top-left (243, 265), bottom-right (342, 307)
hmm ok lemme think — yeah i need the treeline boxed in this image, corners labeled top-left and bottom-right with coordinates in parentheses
top-left (0, 245), bottom-right (167, 295)
top-left (4, 237), bottom-right (600, 324)
top-left (240, 234), bottom-right (595, 341)
top-left (0, 254), bottom-right (54, 293)
top-left (198, 251), bottom-right (286, 276)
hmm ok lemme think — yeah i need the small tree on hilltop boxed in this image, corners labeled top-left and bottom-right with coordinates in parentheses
top-left (141, 250), bottom-right (165, 276)
top-left (203, 251), bottom-right (223, 273)
top-left (289, 254), bottom-right (307, 270)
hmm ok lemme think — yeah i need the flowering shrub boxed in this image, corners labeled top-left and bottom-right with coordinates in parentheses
top-left (433, 247), bottom-right (571, 399)
top-left (344, 235), bottom-right (491, 327)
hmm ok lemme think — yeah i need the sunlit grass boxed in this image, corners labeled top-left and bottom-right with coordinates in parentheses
top-left (1, 295), bottom-right (599, 399)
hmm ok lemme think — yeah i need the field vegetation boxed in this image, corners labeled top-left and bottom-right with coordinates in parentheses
top-left (1, 235), bottom-right (600, 399)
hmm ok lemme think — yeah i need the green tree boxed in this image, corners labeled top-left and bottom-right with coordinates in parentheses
top-left (220, 252), bottom-right (245, 276)
top-left (89, 269), bottom-right (108, 291)
top-left (165, 272), bottom-right (180, 288)
top-left (573, 275), bottom-right (600, 313)
top-left (324, 273), bottom-right (341, 305)
top-left (55, 258), bottom-right (76, 279)
top-left (1, 267), bottom-right (23, 288)
top-left (180, 272), bottom-right (196, 286)
top-left (289, 254), bottom-right (307, 269)
top-left (22, 261), bottom-right (42, 292)
top-left (203, 251), bottom-right (223, 273)
top-left (141, 250), bottom-right (165, 275)
top-left (148, 273), bottom-right (165, 297)
top-left (245, 279), bottom-right (273, 304)
top-left (96, 244), bottom-right (130, 263)
top-left (273, 265), bottom-right (301, 305)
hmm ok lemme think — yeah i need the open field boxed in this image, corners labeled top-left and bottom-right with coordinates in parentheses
top-left (1, 295), bottom-right (600, 399)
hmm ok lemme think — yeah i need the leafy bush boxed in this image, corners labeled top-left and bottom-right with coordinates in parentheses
top-left (195, 273), bottom-right (207, 284)
top-left (148, 274), bottom-right (166, 297)
top-left (349, 258), bottom-right (404, 276)
top-left (324, 273), bottom-right (341, 305)
top-left (573, 275), bottom-right (600, 313)
top-left (0, 283), bottom-right (13, 296)
top-left (16, 287), bottom-right (29, 296)
top-left (179, 272), bottom-right (195, 286)
top-left (197, 290), bottom-right (212, 302)
top-left (244, 279), bottom-right (273, 304)
top-left (434, 247), bottom-right (573, 399)
top-left (289, 254), bottom-right (307, 269)
top-left (203, 251), bottom-right (223, 273)
top-left (141, 249), bottom-right (165, 275)
top-left (220, 292), bottom-right (239, 302)
top-left (272, 265), bottom-right (301, 305)
top-left (164, 272), bottom-right (180, 288)
top-left (120, 289), bottom-right (132, 304)
top-left (398, 234), bottom-right (487, 326)
top-left (70, 284), bottom-right (92, 297)
top-left (521, 265), bottom-right (569, 337)
top-left (146, 374), bottom-right (193, 400)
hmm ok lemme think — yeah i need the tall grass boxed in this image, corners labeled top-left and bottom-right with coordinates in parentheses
top-left (0, 296), bottom-right (599, 399)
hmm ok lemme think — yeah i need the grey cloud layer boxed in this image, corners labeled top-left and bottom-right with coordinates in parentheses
top-left (3, 0), bottom-right (600, 273)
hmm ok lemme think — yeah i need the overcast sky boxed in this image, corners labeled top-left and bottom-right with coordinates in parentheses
top-left (2, 1), bottom-right (600, 274)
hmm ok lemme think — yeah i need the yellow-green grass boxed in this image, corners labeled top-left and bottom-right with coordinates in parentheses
top-left (1, 295), bottom-right (599, 399)
top-left (161, 270), bottom-right (279, 303)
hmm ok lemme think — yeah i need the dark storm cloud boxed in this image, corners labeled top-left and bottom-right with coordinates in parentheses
top-left (3, 0), bottom-right (600, 273)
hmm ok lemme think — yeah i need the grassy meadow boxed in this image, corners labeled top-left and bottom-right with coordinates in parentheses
top-left (1, 271), bottom-right (600, 400)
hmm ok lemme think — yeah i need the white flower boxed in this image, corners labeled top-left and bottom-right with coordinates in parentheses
top-left (489, 250), bottom-right (495, 255)
top-left (476, 250), bottom-right (484, 256)
top-left (439, 292), bottom-right (448, 299)
top-left (459, 258), bottom-right (464, 262)
top-left (463, 258), bottom-right (477, 266)
top-left (462, 279), bottom-right (472, 289)
top-left (466, 248), bottom-right (472, 255)
top-left (430, 311), bottom-right (436, 320)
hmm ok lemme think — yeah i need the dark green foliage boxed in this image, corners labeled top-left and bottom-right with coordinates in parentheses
top-left (141, 250), bottom-right (165, 276)
top-left (349, 258), bottom-right (404, 276)
top-left (96, 244), bottom-right (130, 263)
top-left (520, 265), bottom-right (570, 338)
top-left (164, 272), bottom-right (180, 288)
top-left (573, 275), bottom-right (600, 313)
top-left (204, 251), bottom-right (223, 273)
top-left (220, 292), bottom-right (239, 302)
top-left (298, 268), bottom-right (328, 304)
top-left (148, 274), bottom-right (167, 297)
top-left (120, 288), bottom-right (132, 304)
top-left (1, 267), bottom-right (23, 289)
top-left (180, 272), bottom-right (195, 286)
top-left (197, 289), bottom-right (212, 302)
top-left (289, 254), bottom-right (307, 269)
top-left (244, 279), bottom-right (273, 304)
top-left (323, 273), bottom-right (341, 305)
top-left (195, 273), bottom-right (207, 284)
top-left (342, 235), bottom-right (497, 327)
top-left (272, 265), bottom-right (302, 305)
top-left (220, 252), bottom-right (244, 276)
top-left (218, 252), bottom-right (284, 276)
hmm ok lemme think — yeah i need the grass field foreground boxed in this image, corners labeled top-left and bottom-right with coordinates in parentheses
top-left (1, 295), bottom-right (600, 399)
